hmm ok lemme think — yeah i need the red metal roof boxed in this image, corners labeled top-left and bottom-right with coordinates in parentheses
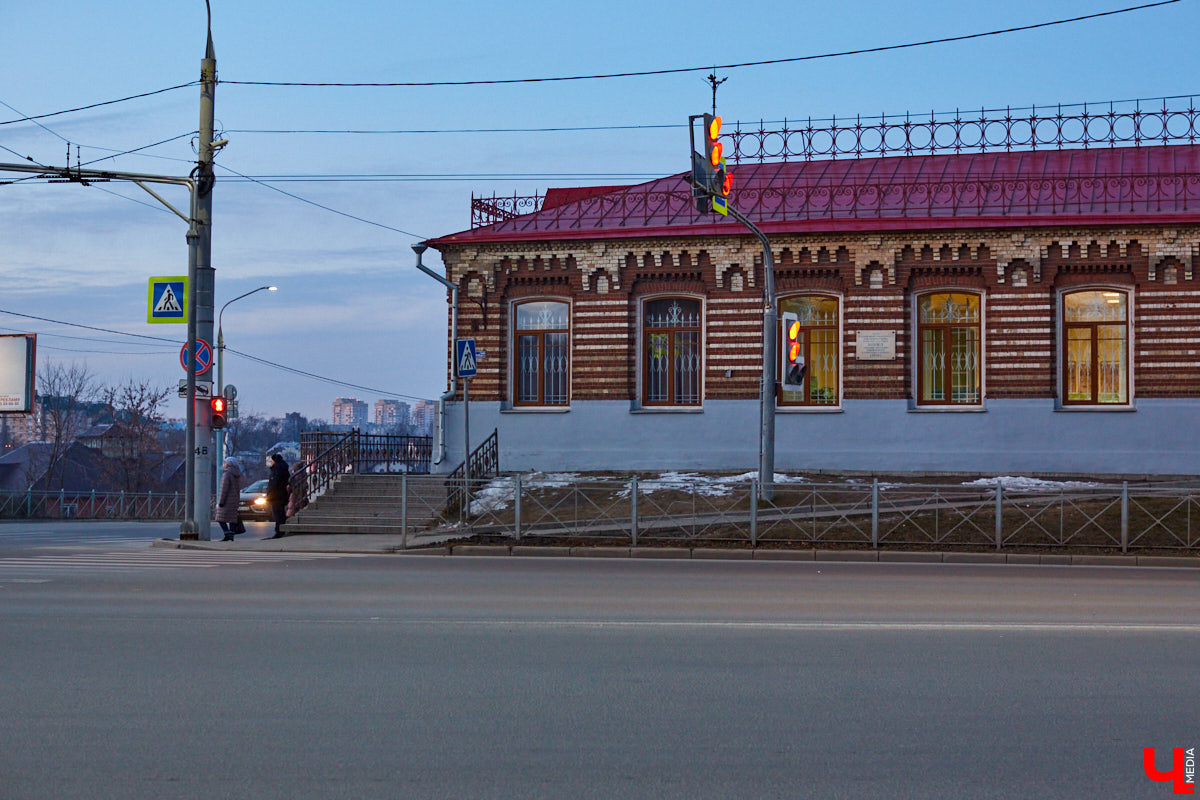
top-left (429, 145), bottom-right (1200, 247)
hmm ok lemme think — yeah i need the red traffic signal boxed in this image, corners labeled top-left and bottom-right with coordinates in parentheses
top-left (210, 396), bottom-right (227, 429)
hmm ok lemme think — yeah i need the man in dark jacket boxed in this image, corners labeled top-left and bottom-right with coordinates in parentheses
top-left (265, 452), bottom-right (291, 538)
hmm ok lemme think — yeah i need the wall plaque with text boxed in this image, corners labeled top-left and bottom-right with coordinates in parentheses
top-left (855, 330), bottom-right (896, 361)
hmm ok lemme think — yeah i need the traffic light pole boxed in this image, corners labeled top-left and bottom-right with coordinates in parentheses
top-left (724, 205), bottom-right (778, 502)
top-left (688, 113), bottom-right (777, 500)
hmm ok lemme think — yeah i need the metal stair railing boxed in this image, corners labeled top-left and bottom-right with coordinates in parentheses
top-left (445, 428), bottom-right (499, 516)
top-left (294, 429), bottom-right (358, 508)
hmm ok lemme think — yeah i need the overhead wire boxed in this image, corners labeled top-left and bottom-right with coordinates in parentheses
top-left (222, 2), bottom-right (1178, 87)
top-left (0, 324), bottom-right (176, 348)
top-left (222, 90), bottom-right (1200, 137)
top-left (0, 82), bottom-right (198, 126)
top-left (0, 308), bottom-right (425, 400)
top-left (224, 347), bottom-right (429, 401)
top-left (214, 162), bottom-right (427, 239)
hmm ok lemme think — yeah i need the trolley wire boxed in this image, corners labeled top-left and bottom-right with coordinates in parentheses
top-left (222, 3), bottom-right (1178, 87)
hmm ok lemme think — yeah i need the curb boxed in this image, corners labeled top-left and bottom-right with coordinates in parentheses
top-left (153, 539), bottom-right (1200, 568)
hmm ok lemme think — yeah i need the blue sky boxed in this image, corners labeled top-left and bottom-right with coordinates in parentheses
top-left (2, 0), bottom-right (1197, 420)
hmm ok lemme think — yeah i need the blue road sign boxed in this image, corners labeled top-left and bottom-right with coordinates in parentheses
top-left (148, 276), bottom-right (188, 324)
top-left (180, 338), bottom-right (213, 375)
top-left (456, 338), bottom-right (478, 378)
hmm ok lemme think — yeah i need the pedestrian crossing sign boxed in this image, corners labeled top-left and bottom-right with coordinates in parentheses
top-left (147, 276), bottom-right (188, 324)
top-left (456, 338), bottom-right (478, 378)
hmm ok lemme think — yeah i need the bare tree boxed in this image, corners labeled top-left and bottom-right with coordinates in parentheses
top-left (98, 378), bottom-right (172, 492)
top-left (36, 360), bottom-right (97, 489)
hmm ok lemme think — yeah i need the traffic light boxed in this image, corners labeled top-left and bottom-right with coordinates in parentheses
top-left (781, 312), bottom-right (806, 392)
top-left (712, 157), bottom-right (731, 216)
top-left (704, 113), bottom-right (723, 180)
top-left (210, 396), bottom-right (227, 429)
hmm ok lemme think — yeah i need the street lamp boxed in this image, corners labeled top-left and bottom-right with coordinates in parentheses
top-left (215, 285), bottom-right (277, 493)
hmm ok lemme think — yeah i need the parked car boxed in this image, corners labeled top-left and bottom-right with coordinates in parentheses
top-left (238, 478), bottom-right (272, 520)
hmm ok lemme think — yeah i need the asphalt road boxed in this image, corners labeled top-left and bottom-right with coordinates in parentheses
top-left (1, 534), bottom-right (1197, 799)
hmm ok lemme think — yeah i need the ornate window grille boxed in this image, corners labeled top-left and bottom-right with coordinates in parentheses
top-left (779, 295), bottom-right (840, 407)
top-left (1062, 290), bottom-right (1129, 405)
top-left (514, 300), bottom-right (570, 407)
top-left (643, 298), bottom-right (702, 406)
top-left (918, 293), bottom-right (981, 406)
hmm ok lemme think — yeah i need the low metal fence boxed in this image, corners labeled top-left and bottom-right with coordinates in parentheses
top-left (0, 489), bottom-right (184, 520)
top-left (429, 475), bottom-right (1200, 552)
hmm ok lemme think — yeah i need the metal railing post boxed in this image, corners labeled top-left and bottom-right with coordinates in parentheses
top-left (871, 478), bottom-right (880, 549)
top-left (515, 474), bottom-right (522, 541)
top-left (401, 473), bottom-right (408, 550)
top-left (995, 482), bottom-right (1003, 551)
top-left (1121, 481), bottom-right (1129, 553)
top-left (750, 479), bottom-right (758, 547)
top-left (630, 475), bottom-right (638, 547)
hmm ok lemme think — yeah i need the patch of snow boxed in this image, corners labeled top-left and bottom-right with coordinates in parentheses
top-left (370, 461), bottom-right (413, 473)
top-left (466, 471), bottom-right (583, 515)
top-left (962, 476), bottom-right (1100, 492)
top-left (617, 471), bottom-right (808, 498)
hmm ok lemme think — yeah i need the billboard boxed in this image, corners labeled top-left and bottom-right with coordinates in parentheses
top-left (0, 334), bottom-right (36, 413)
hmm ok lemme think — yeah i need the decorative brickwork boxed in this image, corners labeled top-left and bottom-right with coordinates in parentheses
top-left (436, 224), bottom-right (1200, 407)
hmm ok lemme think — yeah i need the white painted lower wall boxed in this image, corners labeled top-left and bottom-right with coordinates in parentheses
top-left (434, 399), bottom-right (1200, 477)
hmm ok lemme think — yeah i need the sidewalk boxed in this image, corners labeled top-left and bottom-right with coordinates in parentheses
top-left (154, 531), bottom-right (1200, 568)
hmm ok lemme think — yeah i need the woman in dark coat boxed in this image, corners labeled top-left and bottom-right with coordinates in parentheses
top-left (265, 452), bottom-right (291, 538)
top-left (215, 457), bottom-right (243, 541)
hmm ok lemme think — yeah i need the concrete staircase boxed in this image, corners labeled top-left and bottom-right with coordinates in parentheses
top-left (282, 474), bottom-right (449, 535)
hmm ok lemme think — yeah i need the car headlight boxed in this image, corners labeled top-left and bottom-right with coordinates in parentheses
top-left (253, 497), bottom-right (267, 507)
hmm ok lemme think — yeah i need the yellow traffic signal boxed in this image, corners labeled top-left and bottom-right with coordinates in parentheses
top-left (782, 312), bottom-right (806, 391)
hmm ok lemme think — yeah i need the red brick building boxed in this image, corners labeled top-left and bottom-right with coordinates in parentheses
top-left (426, 104), bottom-right (1200, 476)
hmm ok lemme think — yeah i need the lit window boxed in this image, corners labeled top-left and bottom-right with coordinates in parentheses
top-left (779, 295), bottom-right (839, 406)
top-left (917, 292), bottom-right (981, 406)
top-left (642, 298), bottom-right (702, 406)
top-left (1062, 290), bottom-right (1128, 405)
top-left (514, 300), bottom-right (569, 406)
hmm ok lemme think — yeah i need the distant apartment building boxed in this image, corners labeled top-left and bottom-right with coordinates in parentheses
top-left (283, 411), bottom-right (308, 440)
top-left (0, 410), bottom-right (38, 451)
top-left (331, 397), bottom-right (368, 427)
top-left (374, 399), bottom-right (409, 428)
top-left (410, 400), bottom-right (436, 435)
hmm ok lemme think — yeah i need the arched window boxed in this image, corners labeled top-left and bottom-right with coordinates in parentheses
top-left (779, 295), bottom-right (840, 406)
top-left (1062, 290), bottom-right (1129, 405)
top-left (642, 297), bottom-right (702, 406)
top-left (514, 300), bottom-right (569, 406)
top-left (917, 292), bottom-right (981, 406)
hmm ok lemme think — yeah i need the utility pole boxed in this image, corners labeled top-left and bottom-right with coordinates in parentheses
top-left (185, 23), bottom-right (219, 540)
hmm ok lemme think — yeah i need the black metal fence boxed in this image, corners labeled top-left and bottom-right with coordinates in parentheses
top-left (0, 489), bottom-right (184, 520)
top-left (434, 474), bottom-right (1200, 553)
